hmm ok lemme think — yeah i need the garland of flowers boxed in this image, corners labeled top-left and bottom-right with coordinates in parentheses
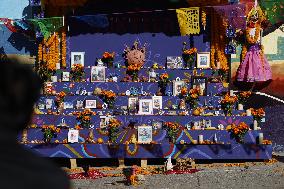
top-left (61, 32), bottom-right (67, 68)
top-left (125, 143), bottom-right (138, 156)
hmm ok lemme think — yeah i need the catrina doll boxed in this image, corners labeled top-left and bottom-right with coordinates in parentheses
top-left (236, 4), bottom-right (272, 83)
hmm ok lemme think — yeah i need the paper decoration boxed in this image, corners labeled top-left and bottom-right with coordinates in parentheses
top-left (176, 7), bottom-right (200, 36)
top-left (68, 129), bottom-right (79, 143)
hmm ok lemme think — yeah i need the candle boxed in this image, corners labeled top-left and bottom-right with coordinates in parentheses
top-left (253, 120), bottom-right (258, 130)
top-left (198, 135), bottom-right (204, 144)
top-left (258, 133), bottom-right (263, 144)
top-left (56, 63), bottom-right (61, 70)
top-left (230, 90), bottom-right (234, 96)
top-left (216, 61), bottom-right (220, 69)
top-left (238, 104), bottom-right (244, 110)
top-left (246, 109), bottom-right (251, 116)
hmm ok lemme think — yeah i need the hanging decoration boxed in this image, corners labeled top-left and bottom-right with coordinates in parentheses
top-left (29, 17), bottom-right (63, 39)
top-left (176, 7), bottom-right (200, 36)
top-left (61, 32), bottom-right (67, 68)
top-left (201, 10), bottom-right (207, 30)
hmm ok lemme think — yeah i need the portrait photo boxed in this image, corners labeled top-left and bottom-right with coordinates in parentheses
top-left (166, 56), bottom-right (183, 69)
top-left (85, 100), bottom-right (97, 109)
top-left (197, 52), bottom-right (210, 68)
top-left (91, 66), bottom-right (106, 82)
top-left (173, 79), bottom-right (186, 96)
top-left (62, 72), bottom-right (70, 82)
top-left (191, 76), bottom-right (208, 96)
top-left (138, 99), bottom-right (153, 115)
top-left (128, 97), bottom-right (138, 110)
top-left (152, 96), bottom-right (162, 109)
top-left (71, 52), bottom-right (85, 67)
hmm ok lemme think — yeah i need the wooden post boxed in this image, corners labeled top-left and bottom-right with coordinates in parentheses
top-left (70, 159), bottom-right (77, 169)
top-left (141, 158), bottom-right (147, 168)
top-left (118, 158), bottom-right (125, 167)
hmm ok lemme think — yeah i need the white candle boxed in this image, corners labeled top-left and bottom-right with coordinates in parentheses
top-left (56, 63), bottom-right (61, 70)
top-left (63, 15), bottom-right (65, 26)
top-left (258, 133), bottom-right (263, 144)
top-left (253, 120), bottom-right (258, 130)
top-left (216, 61), bottom-right (220, 69)
top-left (230, 90), bottom-right (234, 96)
top-left (198, 135), bottom-right (204, 144)
top-left (238, 104), bottom-right (244, 110)
top-left (246, 109), bottom-right (251, 116)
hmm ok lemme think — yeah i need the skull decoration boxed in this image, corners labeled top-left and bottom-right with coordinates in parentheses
top-left (123, 40), bottom-right (146, 67)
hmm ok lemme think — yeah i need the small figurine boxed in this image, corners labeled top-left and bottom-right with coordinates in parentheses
top-left (164, 157), bottom-right (173, 171)
top-left (179, 99), bottom-right (186, 110)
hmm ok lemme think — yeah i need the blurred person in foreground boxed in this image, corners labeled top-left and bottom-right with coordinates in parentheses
top-left (0, 60), bottom-right (70, 189)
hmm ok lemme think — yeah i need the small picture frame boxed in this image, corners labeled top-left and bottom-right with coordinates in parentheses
top-left (62, 72), bottom-right (70, 82)
top-left (128, 97), bottom-right (138, 111)
top-left (68, 129), bottom-right (79, 143)
top-left (166, 56), bottom-right (183, 69)
top-left (173, 78), bottom-right (186, 96)
top-left (38, 103), bottom-right (45, 110)
top-left (152, 121), bottom-right (163, 129)
top-left (71, 52), bottom-right (85, 67)
top-left (91, 66), bottom-right (106, 82)
top-left (63, 102), bottom-right (74, 109)
top-left (85, 100), bottom-right (97, 109)
top-left (191, 76), bottom-right (208, 96)
top-left (138, 99), bottom-right (153, 115)
top-left (152, 96), bottom-right (162, 109)
top-left (138, 126), bottom-right (152, 144)
top-left (45, 99), bottom-right (54, 109)
top-left (197, 52), bottom-right (210, 69)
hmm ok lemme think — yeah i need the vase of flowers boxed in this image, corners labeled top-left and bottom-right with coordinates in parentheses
top-left (70, 63), bottom-right (85, 82)
top-left (76, 109), bottom-right (92, 128)
top-left (182, 43), bottom-right (197, 69)
top-left (164, 122), bottom-right (181, 144)
top-left (158, 73), bottom-right (170, 96)
top-left (221, 93), bottom-right (237, 116)
top-left (101, 52), bottom-right (115, 68)
top-left (100, 90), bottom-right (116, 109)
top-left (55, 91), bottom-right (66, 114)
top-left (108, 118), bottom-right (122, 143)
top-left (126, 63), bottom-right (141, 81)
top-left (236, 91), bottom-right (252, 110)
top-left (251, 108), bottom-right (265, 126)
top-left (227, 122), bottom-right (249, 143)
top-left (180, 87), bottom-right (200, 109)
top-left (41, 125), bottom-right (60, 143)
top-left (37, 61), bottom-right (56, 82)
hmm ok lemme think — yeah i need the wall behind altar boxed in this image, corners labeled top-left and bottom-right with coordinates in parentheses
top-left (68, 33), bottom-right (210, 68)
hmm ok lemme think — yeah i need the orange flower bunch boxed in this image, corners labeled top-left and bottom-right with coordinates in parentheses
top-left (41, 125), bottom-right (61, 142)
top-left (251, 108), bottom-right (265, 121)
top-left (70, 63), bottom-right (85, 82)
top-left (183, 47), bottom-right (197, 55)
top-left (262, 140), bottom-right (272, 145)
top-left (55, 91), bottom-right (66, 106)
top-left (108, 118), bottom-right (122, 128)
top-left (77, 109), bottom-right (92, 128)
top-left (61, 32), bottom-right (67, 68)
top-left (164, 122), bottom-right (181, 130)
top-left (102, 52), bottom-right (115, 59)
top-left (42, 125), bottom-right (61, 133)
top-left (72, 63), bottom-right (84, 72)
top-left (229, 122), bottom-right (249, 136)
top-left (127, 63), bottom-right (141, 72)
top-left (181, 87), bottom-right (188, 96)
top-left (101, 90), bottom-right (116, 99)
top-left (159, 73), bottom-right (169, 83)
top-left (237, 91), bottom-right (252, 103)
top-left (58, 91), bottom-right (66, 99)
top-left (221, 93), bottom-right (238, 105)
top-left (38, 44), bottom-right (43, 62)
top-left (189, 88), bottom-right (200, 99)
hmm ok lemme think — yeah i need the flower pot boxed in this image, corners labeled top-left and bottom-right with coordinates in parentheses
top-left (238, 103), bottom-right (244, 110)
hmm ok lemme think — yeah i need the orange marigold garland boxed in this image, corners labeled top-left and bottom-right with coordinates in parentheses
top-left (61, 32), bottom-right (67, 68)
top-left (126, 143), bottom-right (138, 156)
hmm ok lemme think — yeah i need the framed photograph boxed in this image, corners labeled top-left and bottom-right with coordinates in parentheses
top-left (138, 99), bottom-right (153, 115)
top-left (138, 126), bottom-right (152, 144)
top-left (71, 52), bottom-right (85, 67)
top-left (62, 72), bottom-right (70, 82)
top-left (85, 100), bottom-right (96, 109)
top-left (191, 76), bottom-right (208, 96)
top-left (197, 52), bottom-right (210, 68)
top-left (68, 129), bottom-right (79, 143)
top-left (45, 99), bottom-right (53, 109)
top-left (173, 79), bottom-right (186, 96)
top-left (166, 56), bottom-right (183, 69)
top-left (152, 96), bottom-right (162, 109)
top-left (63, 102), bottom-right (74, 109)
top-left (152, 121), bottom-right (163, 129)
top-left (76, 100), bottom-right (84, 109)
top-left (38, 103), bottom-right (45, 110)
top-left (91, 66), bottom-right (106, 82)
top-left (99, 116), bottom-right (114, 129)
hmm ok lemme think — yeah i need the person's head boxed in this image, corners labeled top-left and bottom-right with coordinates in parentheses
top-left (0, 60), bottom-right (42, 132)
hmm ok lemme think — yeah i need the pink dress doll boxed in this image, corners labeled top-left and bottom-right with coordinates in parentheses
top-left (236, 6), bottom-right (272, 82)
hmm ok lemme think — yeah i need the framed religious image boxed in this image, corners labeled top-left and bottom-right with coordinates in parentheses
top-left (197, 52), bottom-right (210, 68)
top-left (152, 96), bottom-right (162, 109)
top-left (138, 126), bottom-right (152, 144)
top-left (166, 56), bottom-right (183, 69)
top-left (138, 99), bottom-right (153, 115)
top-left (68, 129), bottom-right (79, 143)
top-left (62, 72), bottom-right (70, 82)
top-left (152, 121), bottom-right (163, 129)
top-left (45, 99), bottom-right (53, 109)
top-left (85, 100), bottom-right (96, 109)
top-left (191, 76), bottom-right (208, 96)
top-left (91, 66), bottom-right (105, 82)
top-left (71, 52), bottom-right (85, 67)
top-left (173, 78), bottom-right (186, 96)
